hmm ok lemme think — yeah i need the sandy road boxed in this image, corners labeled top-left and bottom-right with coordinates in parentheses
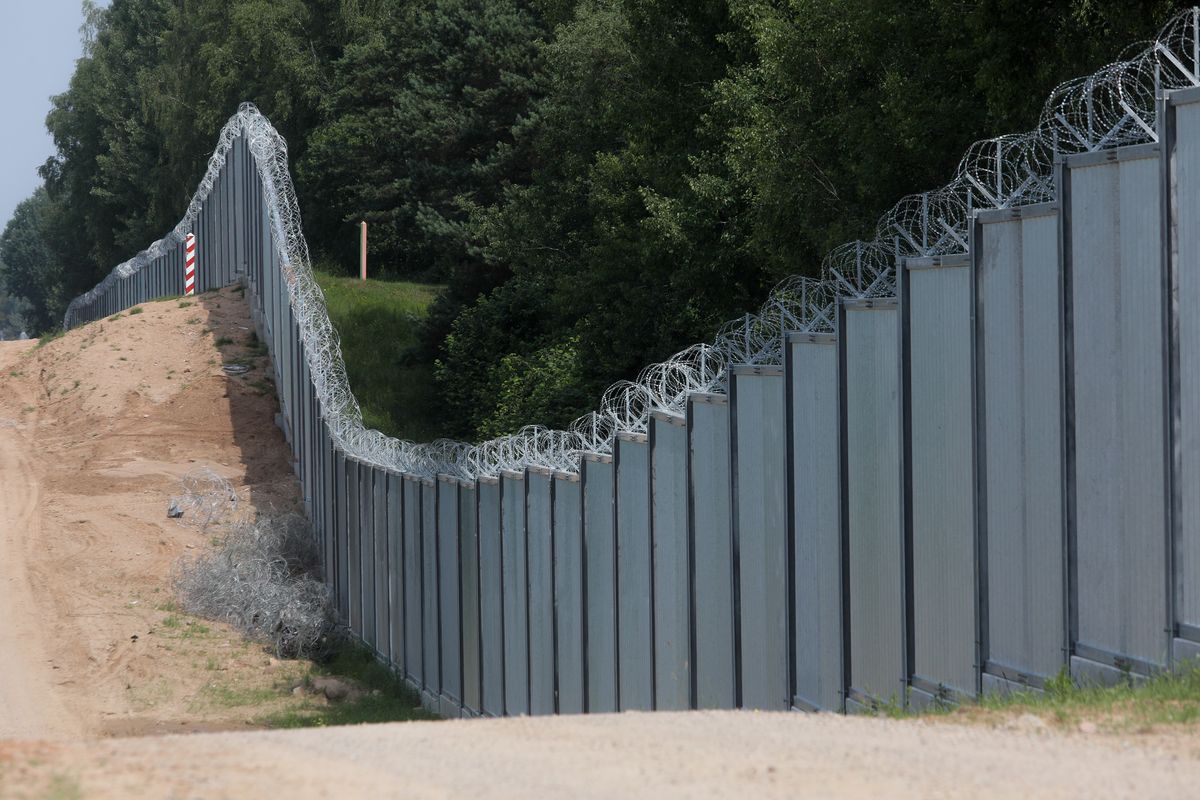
top-left (0, 344), bottom-right (82, 740)
top-left (5, 709), bottom-right (1200, 799)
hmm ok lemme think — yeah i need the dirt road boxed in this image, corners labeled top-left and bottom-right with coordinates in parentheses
top-left (6, 709), bottom-right (1200, 799)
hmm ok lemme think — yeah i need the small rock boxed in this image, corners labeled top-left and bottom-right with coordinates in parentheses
top-left (311, 676), bottom-right (355, 703)
top-left (292, 685), bottom-right (305, 696)
top-left (167, 501), bottom-right (184, 519)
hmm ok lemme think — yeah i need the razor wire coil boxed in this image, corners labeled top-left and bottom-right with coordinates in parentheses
top-left (62, 8), bottom-right (1200, 480)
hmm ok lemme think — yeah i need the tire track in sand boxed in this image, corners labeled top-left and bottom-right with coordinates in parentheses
top-left (0, 427), bottom-right (82, 740)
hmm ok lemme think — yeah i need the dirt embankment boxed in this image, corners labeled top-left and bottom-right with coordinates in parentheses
top-left (0, 289), bottom-right (300, 740)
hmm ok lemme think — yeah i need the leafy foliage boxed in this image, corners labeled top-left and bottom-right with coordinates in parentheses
top-left (3, 0), bottom-right (1181, 432)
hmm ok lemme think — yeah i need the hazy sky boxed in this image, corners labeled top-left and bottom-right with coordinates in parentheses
top-left (0, 1), bottom-right (105, 231)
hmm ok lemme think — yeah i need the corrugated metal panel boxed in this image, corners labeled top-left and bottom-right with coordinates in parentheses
top-left (553, 474), bottom-right (585, 714)
top-left (526, 470), bottom-right (556, 715)
top-left (788, 335), bottom-right (843, 712)
top-left (650, 413), bottom-right (690, 710)
top-left (387, 472), bottom-right (404, 673)
top-left (732, 367), bottom-right (789, 710)
top-left (976, 209), bottom-right (1066, 681)
top-left (841, 303), bottom-right (904, 703)
top-left (402, 476), bottom-right (423, 685)
top-left (477, 479), bottom-right (504, 715)
top-left (583, 456), bottom-right (618, 712)
top-left (1173, 99), bottom-right (1200, 636)
top-left (459, 482), bottom-right (482, 713)
top-left (438, 477), bottom-right (462, 702)
top-left (360, 466), bottom-right (376, 651)
top-left (373, 471), bottom-right (390, 661)
top-left (422, 480), bottom-right (439, 693)
top-left (501, 472), bottom-right (529, 714)
top-left (616, 435), bottom-right (654, 710)
top-left (1068, 151), bottom-right (1168, 669)
top-left (907, 264), bottom-right (976, 696)
top-left (688, 396), bottom-right (736, 708)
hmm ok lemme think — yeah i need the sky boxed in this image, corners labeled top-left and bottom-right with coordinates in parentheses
top-left (0, 1), bottom-right (106, 231)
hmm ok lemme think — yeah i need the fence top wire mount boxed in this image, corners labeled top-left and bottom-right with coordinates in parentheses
top-left (62, 8), bottom-right (1200, 480)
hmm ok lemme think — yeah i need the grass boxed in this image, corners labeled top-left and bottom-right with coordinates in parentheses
top-left (128, 306), bottom-right (144, 315)
top-left (875, 663), bottom-right (1200, 733)
top-left (262, 641), bottom-right (437, 729)
top-left (313, 270), bottom-right (444, 441)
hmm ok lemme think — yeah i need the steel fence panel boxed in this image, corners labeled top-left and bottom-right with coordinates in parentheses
top-left (501, 471), bottom-right (529, 715)
top-left (974, 204), bottom-right (1067, 688)
top-left (616, 434), bottom-right (654, 710)
top-left (374, 469), bottom-right (390, 661)
top-left (388, 472), bottom-right (404, 671)
top-left (478, 477), bottom-right (505, 715)
top-left (840, 300), bottom-right (905, 707)
top-left (460, 481), bottom-right (482, 713)
top-left (526, 469), bottom-right (556, 715)
top-left (582, 454), bottom-right (618, 712)
top-left (1066, 146), bottom-right (1169, 675)
top-left (335, 451), bottom-right (348, 620)
top-left (904, 257), bottom-right (977, 700)
top-left (687, 394), bottom-right (736, 709)
top-left (360, 463), bottom-right (377, 651)
top-left (650, 411), bottom-right (690, 711)
top-left (552, 472), bottom-right (585, 714)
top-left (403, 476), bottom-right (423, 684)
top-left (347, 459), bottom-right (362, 637)
top-left (438, 477), bottom-right (462, 705)
top-left (422, 479), bottom-right (439, 695)
top-left (787, 334), bottom-right (843, 712)
top-left (731, 365), bottom-right (789, 710)
top-left (1170, 91), bottom-right (1200, 657)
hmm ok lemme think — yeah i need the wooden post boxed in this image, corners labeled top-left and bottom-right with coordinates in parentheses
top-left (359, 221), bottom-right (368, 281)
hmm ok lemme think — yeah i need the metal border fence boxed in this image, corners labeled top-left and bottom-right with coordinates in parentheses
top-left (58, 13), bottom-right (1200, 717)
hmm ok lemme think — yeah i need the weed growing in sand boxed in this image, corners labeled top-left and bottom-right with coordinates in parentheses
top-left (215, 336), bottom-right (234, 347)
top-left (187, 317), bottom-right (201, 325)
top-left (129, 306), bottom-right (144, 315)
top-left (108, 313), bottom-right (123, 321)
top-left (35, 329), bottom-right (64, 348)
top-left (179, 300), bottom-right (194, 308)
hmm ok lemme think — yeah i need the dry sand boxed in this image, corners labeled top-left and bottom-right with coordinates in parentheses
top-left (2, 289), bottom-right (1200, 799)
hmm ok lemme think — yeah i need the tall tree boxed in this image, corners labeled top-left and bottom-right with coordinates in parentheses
top-left (0, 189), bottom-right (64, 335)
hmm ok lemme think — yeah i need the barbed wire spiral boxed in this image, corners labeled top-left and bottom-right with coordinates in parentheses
top-left (62, 8), bottom-right (1200, 480)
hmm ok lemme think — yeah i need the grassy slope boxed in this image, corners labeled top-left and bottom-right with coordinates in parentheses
top-left (314, 272), bottom-right (443, 442)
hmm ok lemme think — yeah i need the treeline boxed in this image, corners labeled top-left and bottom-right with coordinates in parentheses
top-left (0, 0), bottom-right (1176, 438)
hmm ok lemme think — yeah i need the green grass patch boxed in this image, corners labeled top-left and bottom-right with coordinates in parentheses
top-left (196, 682), bottom-right (281, 710)
top-left (881, 663), bottom-right (1200, 732)
top-left (128, 306), bottom-right (144, 315)
top-left (314, 271), bottom-right (443, 442)
top-left (263, 641), bottom-right (436, 729)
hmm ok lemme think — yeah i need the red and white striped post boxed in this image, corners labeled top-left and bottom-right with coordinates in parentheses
top-left (184, 233), bottom-right (197, 296)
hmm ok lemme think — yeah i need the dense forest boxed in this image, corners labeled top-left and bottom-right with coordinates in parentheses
top-left (0, 0), bottom-right (1179, 439)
